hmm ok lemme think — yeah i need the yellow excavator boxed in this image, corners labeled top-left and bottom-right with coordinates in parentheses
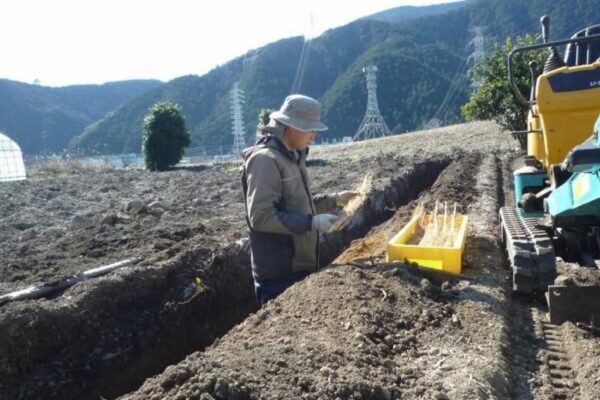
top-left (500, 16), bottom-right (600, 324)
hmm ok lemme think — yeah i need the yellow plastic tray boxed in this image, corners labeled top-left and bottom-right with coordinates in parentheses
top-left (386, 214), bottom-right (468, 274)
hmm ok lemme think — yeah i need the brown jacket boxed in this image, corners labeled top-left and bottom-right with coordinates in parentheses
top-left (241, 134), bottom-right (336, 281)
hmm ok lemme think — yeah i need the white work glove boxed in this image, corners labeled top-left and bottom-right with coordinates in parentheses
top-left (335, 190), bottom-right (360, 207)
top-left (236, 238), bottom-right (250, 254)
top-left (312, 214), bottom-right (338, 233)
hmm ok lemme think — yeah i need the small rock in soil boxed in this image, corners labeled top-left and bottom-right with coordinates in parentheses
top-left (71, 215), bottom-right (90, 230)
top-left (125, 199), bottom-right (147, 215)
top-left (451, 314), bottom-right (461, 326)
top-left (555, 275), bottom-right (575, 286)
top-left (19, 229), bottom-right (38, 241)
top-left (148, 201), bottom-right (167, 210)
top-left (383, 335), bottom-right (395, 347)
top-left (320, 366), bottom-right (337, 377)
top-left (159, 366), bottom-right (191, 389)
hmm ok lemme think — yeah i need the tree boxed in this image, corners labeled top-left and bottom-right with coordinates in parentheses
top-left (142, 102), bottom-right (191, 171)
top-left (461, 34), bottom-right (549, 148)
top-left (256, 108), bottom-right (273, 135)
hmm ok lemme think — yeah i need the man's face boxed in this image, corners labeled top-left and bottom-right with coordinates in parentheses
top-left (284, 127), bottom-right (316, 150)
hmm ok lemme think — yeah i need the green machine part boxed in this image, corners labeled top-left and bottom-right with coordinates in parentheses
top-left (546, 169), bottom-right (600, 218)
top-left (547, 115), bottom-right (600, 219)
top-left (513, 168), bottom-right (547, 218)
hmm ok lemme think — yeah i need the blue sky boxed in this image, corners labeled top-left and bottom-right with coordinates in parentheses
top-left (0, 0), bottom-right (461, 87)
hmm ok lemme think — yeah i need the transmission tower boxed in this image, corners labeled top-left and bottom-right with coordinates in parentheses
top-left (423, 118), bottom-right (442, 130)
top-left (353, 64), bottom-right (390, 141)
top-left (230, 82), bottom-right (246, 155)
top-left (467, 26), bottom-right (486, 92)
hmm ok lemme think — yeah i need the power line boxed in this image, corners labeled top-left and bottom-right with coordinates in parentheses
top-left (430, 25), bottom-right (486, 126)
top-left (291, 13), bottom-right (315, 94)
top-left (291, 38), bottom-right (311, 94)
top-left (431, 56), bottom-right (469, 124)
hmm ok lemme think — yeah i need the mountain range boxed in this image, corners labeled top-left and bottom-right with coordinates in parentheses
top-left (0, 79), bottom-right (161, 154)
top-left (1, 0), bottom-right (598, 155)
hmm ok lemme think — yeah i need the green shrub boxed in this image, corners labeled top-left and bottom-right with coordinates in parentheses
top-left (461, 34), bottom-right (549, 148)
top-left (142, 102), bottom-right (191, 171)
top-left (257, 108), bottom-right (273, 135)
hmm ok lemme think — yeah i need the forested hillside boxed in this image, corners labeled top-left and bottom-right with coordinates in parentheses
top-left (0, 79), bottom-right (161, 154)
top-left (361, 1), bottom-right (469, 23)
top-left (57, 0), bottom-right (600, 154)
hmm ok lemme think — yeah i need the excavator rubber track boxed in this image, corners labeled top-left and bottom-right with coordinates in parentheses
top-left (500, 207), bottom-right (557, 293)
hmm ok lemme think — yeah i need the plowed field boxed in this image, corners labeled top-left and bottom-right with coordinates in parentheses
top-left (2, 122), bottom-right (599, 400)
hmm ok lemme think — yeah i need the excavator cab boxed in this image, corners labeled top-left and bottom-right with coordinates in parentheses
top-left (509, 17), bottom-right (600, 219)
top-left (500, 16), bottom-right (600, 323)
top-left (564, 25), bottom-right (600, 66)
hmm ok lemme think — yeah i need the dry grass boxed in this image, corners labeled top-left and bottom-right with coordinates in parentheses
top-left (28, 155), bottom-right (115, 177)
top-left (330, 172), bottom-right (372, 232)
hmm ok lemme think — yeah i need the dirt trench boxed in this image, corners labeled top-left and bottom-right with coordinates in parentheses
top-left (121, 153), bottom-right (518, 400)
top-left (0, 246), bottom-right (257, 400)
top-left (0, 157), bottom-right (452, 400)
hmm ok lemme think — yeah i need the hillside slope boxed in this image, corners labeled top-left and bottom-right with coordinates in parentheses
top-left (361, 0), bottom-right (469, 23)
top-left (0, 79), bottom-right (161, 154)
top-left (70, 0), bottom-right (599, 155)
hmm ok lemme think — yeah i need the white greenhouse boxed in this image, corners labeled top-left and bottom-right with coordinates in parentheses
top-left (0, 132), bottom-right (26, 182)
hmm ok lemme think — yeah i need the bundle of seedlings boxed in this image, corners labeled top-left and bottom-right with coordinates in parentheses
top-left (410, 201), bottom-right (460, 247)
top-left (330, 173), bottom-right (372, 232)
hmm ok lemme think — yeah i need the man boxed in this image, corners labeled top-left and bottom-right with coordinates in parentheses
top-left (241, 94), bottom-right (358, 304)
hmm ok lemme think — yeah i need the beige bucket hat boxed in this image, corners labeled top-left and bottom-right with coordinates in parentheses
top-left (269, 94), bottom-right (328, 132)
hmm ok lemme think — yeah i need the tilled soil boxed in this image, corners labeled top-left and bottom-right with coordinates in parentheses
top-left (508, 298), bottom-right (600, 400)
top-left (0, 164), bottom-right (242, 294)
top-left (122, 265), bottom-right (479, 400)
top-left (1, 245), bottom-right (258, 400)
top-left (0, 155), bottom-right (449, 400)
top-left (562, 322), bottom-right (600, 400)
top-left (503, 158), bottom-right (600, 400)
top-left (2, 121), bottom-right (599, 400)
top-left (1, 122), bottom-right (507, 400)
top-left (122, 153), bottom-right (514, 400)
top-left (0, 121), bottom-right (507, 292)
